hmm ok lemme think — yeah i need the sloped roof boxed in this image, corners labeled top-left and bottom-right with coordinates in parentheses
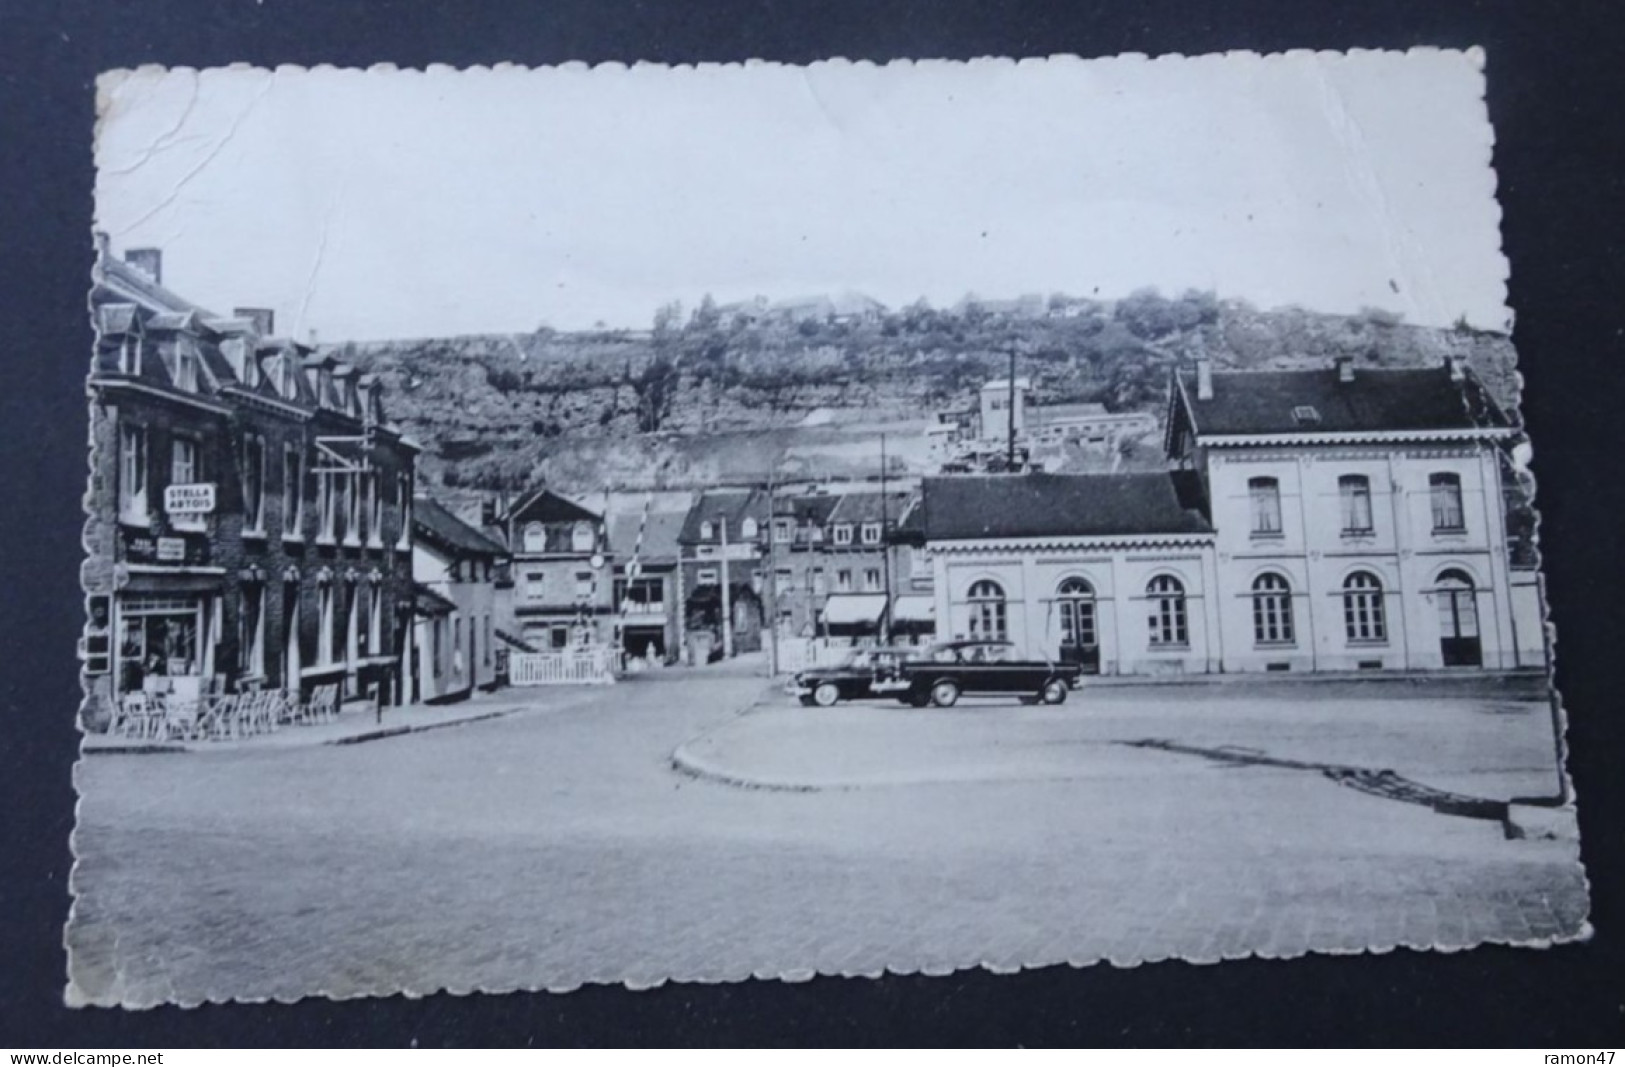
top-left (775, 492), bottom-right (842, 525)
top-left (414, 496), bottom-right (509, 559)
top-left (917, 473), bottom-right (1213, 542)
top-left (827, 489), bottom-right (914, 526)
top-left (412, 582), bottom-right (458, 616)
top-left (679, 487), bottom-right (770, 543)
top-left (507, 488), bottom-right (603, 527)
top-left (607, 509), bottom-right (688, 563)
top-left (1176, 364), bottom-right (1512, 437)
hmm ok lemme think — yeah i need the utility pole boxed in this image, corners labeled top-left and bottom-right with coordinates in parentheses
top-left (1006, 345), bottom-right (1018, 470)
top-left (719, 513), bottom-right (734, 659)
top-left (765, 475), bottom-right (780, 677)
top-left (879, 433), bottom-right (892, 646)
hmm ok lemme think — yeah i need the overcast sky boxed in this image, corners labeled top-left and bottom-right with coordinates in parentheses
top-left (94, 50), bottom-right (1509, 342)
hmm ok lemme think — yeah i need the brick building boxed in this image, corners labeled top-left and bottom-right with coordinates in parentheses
top-left (82, 240), bottom-right (419, 730)
top-left (493, 488), bottom-right (615, 650)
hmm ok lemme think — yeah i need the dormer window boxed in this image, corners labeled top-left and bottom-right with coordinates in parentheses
top-left (861, 522), bottom-right (882, 545)
top-left (571, 521), bottom-right (595, 553)
top-left (700, 520), bottom-right (714, 540)
top-left (834, 523), bottom-right (854, 546)
top-left (118, 335), bottom-right (141, 375)
top-left (740, 517), bottom-right (759, 540)
top-left (522, 522), bottom-right (546, 553)
top-left (241, 348), bottom-right (260, 389)
top-left (1292, 405), bottom-right (1321, 426)
top-left (175, 341), bottom-right (201, 392)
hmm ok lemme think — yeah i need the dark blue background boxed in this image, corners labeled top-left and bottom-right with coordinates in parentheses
top-left (2, 0), bottom-right (1622, 1047)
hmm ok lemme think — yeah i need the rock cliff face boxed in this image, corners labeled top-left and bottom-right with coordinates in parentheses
top-left (326, 291), bottom-right (1520, 495)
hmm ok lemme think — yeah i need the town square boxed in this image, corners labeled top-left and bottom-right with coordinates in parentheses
top-left (70, 54), bottom-right (1589, 1007)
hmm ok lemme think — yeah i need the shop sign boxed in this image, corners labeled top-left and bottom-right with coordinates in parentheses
top-left (164, 482), bottom-right (216, 515)
top-left (122, 528), bottom-right (210, 566)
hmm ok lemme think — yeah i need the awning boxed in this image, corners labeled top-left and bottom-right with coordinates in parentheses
top-left (891, 594), bottom-right (935, 623)
top-left (819, 593), bottom-right (888, 627)
top-left (413, 582), bottom-right (456, 616)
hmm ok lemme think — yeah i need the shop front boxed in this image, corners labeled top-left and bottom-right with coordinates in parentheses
top-left (112, 571), bottom-right (226, 704)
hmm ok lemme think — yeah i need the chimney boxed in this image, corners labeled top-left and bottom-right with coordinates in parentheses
top-left (234, 307), bottom-right (275, 336)
top-left (1335, 355), bottom-right (1355, 384)
top-left (1445, 356), bottom-right (1465, 383)
top-left (123, 248), bottom-right (162, 284)
top-left (1195, 358), bottom-right (1214, 401)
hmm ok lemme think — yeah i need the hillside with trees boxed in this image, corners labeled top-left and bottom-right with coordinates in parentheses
top-left (328, 289), bottom-right (1520, 495)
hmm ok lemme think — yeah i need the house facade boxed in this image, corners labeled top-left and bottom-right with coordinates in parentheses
top-left (1166, 357), bottom-right (1544, 673)
top-left (677, 487), bottom-right (771, 659)
top-left (911, 358), bottom-right (1545, 678)
top-left (608, 505), bottom-right (686, 665)
top-left (496, 489), bottom-right (614, 651)
top-left (913, 472), bottom-right (1219, 675)
top-left (411, 496), bottom-right (507, 702)
top-left (83, 240), bottom-right (418, 730)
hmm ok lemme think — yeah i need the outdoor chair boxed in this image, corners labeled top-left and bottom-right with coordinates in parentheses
top-left (113, 692), bottom-right (162, 740)
top-left (306, 684), bottom-right (339, 724)
top-left (160, 697), bottom-right (204, 742)
top-left (198, 694), bottom-right (238, 740)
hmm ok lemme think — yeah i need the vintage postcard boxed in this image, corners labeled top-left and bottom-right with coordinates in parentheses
top-left (71, 50), bottom-right (1587, 1008)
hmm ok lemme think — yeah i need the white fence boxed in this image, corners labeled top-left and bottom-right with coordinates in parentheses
top-left (508, 647), bottom-right (620, 686)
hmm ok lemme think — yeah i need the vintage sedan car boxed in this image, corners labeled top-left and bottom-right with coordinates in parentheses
top-left (893, 639), bottom-right (1081, 708)
top-left (787, 647), bottom-right (921, 707)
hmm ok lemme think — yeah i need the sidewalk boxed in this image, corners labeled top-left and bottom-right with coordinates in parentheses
top-left (81, 686), bottom-right (598, 754)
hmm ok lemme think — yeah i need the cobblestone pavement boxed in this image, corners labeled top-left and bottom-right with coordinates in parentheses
top-left (67, 666), bottom-right (1590, 1007)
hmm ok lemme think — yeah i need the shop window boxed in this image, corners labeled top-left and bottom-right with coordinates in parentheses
top-left (1339, 474), bottom-right (1373, 535)
top-left (1147, 575), bottom-right (1187, 647)
top-left (239, 585), bottom-right (266, 678)
top-left (1249, 477), bottom-right (1282, 536)
top-left (967, 579), bottom-right (1008, 642)
top-left (1430, 473), bottom-right (1465, 532)
top-left (1342, 571), bottom-right (1387, 643)
top-left (1251, 573), bottom-right (1295, 645)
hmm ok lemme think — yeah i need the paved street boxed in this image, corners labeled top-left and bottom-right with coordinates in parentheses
top-left (68, 664), bottom-right (1589, 1007)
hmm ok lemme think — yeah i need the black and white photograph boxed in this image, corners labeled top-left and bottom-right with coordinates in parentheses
top-left (69, 49), bottom-right (1589, 1008)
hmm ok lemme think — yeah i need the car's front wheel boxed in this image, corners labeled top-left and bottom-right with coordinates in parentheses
top-left (905, 690), bottom-right (931, 708)
top-left (1040, 679), bottom-right (1068, 705)
top-left (813, 682), bottom-right (841, 707)
top-left (931, 680), bottom-right (961, 708)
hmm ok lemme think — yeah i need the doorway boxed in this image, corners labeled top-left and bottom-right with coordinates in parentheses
top-left (1056, 578), bottom-right (1101, 674)
top-left (1436, 569), bottom-right (1482, 667)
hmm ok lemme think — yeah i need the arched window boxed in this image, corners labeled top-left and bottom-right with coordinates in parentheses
top-left (699, 520), bottom-right (714, 540)
top-left (1249, 477), bottom-right (1282, 535)
top-left (1251, 573), bottom-right (1294, 645)
top-left (1430, 473), bottom-right (1465, 532)
top-left (1339, 475), bottom-right (1374, 534)
top-left (740, 517), bottom-right (759, 540)
top-left (1436, 569), bottom-right (1478, 639)
top-left (571, 521), bottom-right (595, 553)
top-left (1056, 577), bottom-right (1097, 656)
top-left (1147, 575), bottom-right (1187, 647)
top-left (966, 579), bottom-right (1007, 642)
top-left (521, 523), bottom-right (546, 553)
top-left (1342, 571), bottom-right (1387, 642)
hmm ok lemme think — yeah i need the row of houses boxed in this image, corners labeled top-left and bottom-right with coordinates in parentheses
top-left (81, 239), bottom-right (1546, 731)
top-left (450, 351), bottom-right (1545, 679)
